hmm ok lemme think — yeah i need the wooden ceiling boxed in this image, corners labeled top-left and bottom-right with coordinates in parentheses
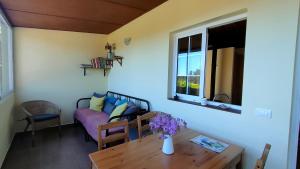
top-left (0, 0), bottom-right (167, 34)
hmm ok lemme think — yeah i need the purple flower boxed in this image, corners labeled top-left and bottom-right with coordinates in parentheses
top-left (149, 112), bottom-right (187, 139)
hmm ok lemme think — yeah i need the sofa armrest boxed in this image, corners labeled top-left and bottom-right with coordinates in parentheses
top-left (76, 98), bottom-right (91, 109)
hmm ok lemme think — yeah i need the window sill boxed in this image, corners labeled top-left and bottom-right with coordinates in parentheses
top-left (168, 98), bottom-right (241, 114)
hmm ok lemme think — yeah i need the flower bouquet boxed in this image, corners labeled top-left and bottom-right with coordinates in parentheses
top-left (149, 112), bottom-right (186, 155)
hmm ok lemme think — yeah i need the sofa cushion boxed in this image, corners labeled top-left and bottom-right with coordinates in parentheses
top-left (89, 96), bottom-right (105, 112)
top-left (115, 99), bottom-right (128, 106)
top-left (74, 108), bottom-right (103, 126)
top-left (127, 101), bottom-right (136, 107)
top-left (93, 92), bottom-right (105, 98)
top-left (109, 103), bottom-right (128, 122)
top-left (74, 108), bottom-right (123, 141)
top-left (122, 105), bottom-right (140, 121)
top-left (103, 102), bottom-right (115, 115)
top-left (105, 96), bottom-right (117, 104)
top-left (123, 105), bottom-right (140, 116)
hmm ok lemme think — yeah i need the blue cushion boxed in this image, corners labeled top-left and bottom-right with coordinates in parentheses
top-left (93, 92), bottom-right (105, 98)
top-left (32, 114), bottom-right (59, 122)
top-left (123, 105), bottom-right (140, 116)
top-left (115, 99), bottom-right (128, 106)
top-left (127, 101), bottom-right (136, 107)
top-left (105, 96), bottom-right (117, 104)
top-left (122, 105), bottom-right (140, 121)
top-left (103, 102), bottom-right (115, 115)
top-left (129, 127), bottom-right (138, 140)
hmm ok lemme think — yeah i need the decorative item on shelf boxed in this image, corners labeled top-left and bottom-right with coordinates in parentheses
top-left (149, 112), bottom-right (186, 155)
top-left (91, 57), bottom-right (100, 68)
top-left (105, 42), bottom-right (116, 59)
top-left (124, 37), bottom-right (132, 46)
top-left (80, 43), bottom-right (123, 77)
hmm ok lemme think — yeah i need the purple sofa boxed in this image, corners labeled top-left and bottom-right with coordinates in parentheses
top-left (74, 91), bottom-right (150, 142)
top-left (74, 108), bottom-right (112, 141)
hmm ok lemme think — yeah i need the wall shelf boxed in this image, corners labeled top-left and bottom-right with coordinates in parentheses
top-left (80, 56), bottom-right (123, 76)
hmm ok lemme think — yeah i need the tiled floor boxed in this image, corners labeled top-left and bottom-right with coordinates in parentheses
top-left (1, 125), bottom-right (97, 169)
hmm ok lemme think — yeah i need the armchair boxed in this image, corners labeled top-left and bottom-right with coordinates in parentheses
top-left (20, 100), bottom-right (62, 146)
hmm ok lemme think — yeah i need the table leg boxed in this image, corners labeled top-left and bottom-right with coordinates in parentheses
top-left (236, 154), bottom-right (243, 169)
top-left (91, 161), bottom-right (98, 169)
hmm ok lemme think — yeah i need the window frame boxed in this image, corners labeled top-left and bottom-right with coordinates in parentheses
top-left (0, 10), bottom-right (14, 100)
top-left (172, 27), bottom-right (207, 102)
top-left (171, 13), bottom-right (247, 110)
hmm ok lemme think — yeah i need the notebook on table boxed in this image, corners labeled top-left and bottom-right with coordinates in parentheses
top-left (190, 135), bottom-right (229, 153)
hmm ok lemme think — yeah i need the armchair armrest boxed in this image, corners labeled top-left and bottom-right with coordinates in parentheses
top-left (76, 97), bottom-right (91, 109)
top-left (22, 107), bottom-right (33, 117)
top-left (20, 107), bottom-right (35, 124)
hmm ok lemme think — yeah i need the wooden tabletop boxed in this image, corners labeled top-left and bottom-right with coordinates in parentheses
top-left (89, 128), bottom-right (243, 169)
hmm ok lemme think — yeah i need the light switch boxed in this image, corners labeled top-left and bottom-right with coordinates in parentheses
top-left (255, 108), bottom-right (272, 119)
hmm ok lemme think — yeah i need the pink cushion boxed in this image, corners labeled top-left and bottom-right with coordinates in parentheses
top-left (74, 108), bottom-right (123, 141)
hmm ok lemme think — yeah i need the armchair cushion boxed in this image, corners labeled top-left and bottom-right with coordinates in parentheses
top-left (32, 113), bottom-right (59, 122)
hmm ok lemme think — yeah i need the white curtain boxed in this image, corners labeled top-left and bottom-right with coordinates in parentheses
top-left (0, 13), bottom-right (13, 99)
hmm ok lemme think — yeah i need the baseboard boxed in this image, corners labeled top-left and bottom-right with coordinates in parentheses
top-left (0, 133), bottom-right (16, 169)
top-left (14, 122), bottom-right (75, 134)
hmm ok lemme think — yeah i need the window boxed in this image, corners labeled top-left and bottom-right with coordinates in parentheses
top-left (0, 12), bottom-right (13, 100)
top-left (171, 14), bottom-right (247, 110)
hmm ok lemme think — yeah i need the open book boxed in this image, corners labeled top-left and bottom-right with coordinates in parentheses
top-left (190, 135), bottom-right (229, 153)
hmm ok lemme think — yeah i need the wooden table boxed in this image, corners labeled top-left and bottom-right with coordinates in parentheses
top-left (89, 128), bottom-right (243, 169)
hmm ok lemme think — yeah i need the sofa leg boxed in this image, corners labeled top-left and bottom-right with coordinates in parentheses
top-left (84, 131), bottom-right (90, 142)
top-left (31, 126), bottom-right (35, 147)
top-left (74, 118), bottom-right (78, 124)
top-left (58, 118), bottom-right (62, 138)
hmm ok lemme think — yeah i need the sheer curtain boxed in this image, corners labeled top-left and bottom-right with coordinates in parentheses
top-left (0, 13), bottom-right (13, 100)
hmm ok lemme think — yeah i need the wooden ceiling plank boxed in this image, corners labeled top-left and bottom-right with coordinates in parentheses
top-left (7, 10), bottom-right (120, 34)
top-left (0, 0), bottom-right (168, 34)
top-left (5, 8), bottom-right (122, 26)
top-left (102, 0), bottom-right (167, 11)
top-left (0, 0), bottom-right (145, 25)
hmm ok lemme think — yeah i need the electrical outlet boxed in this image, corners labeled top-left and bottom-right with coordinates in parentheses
top-left (255, 108), bottom-right (272, 119)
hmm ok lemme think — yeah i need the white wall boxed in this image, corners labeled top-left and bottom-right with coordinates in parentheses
top-left (0, 94), bottom-right (15, 167)
top-left (14, 28), bottom-right (108, 130)
top-left (107, 0), bottom-right (300, 169)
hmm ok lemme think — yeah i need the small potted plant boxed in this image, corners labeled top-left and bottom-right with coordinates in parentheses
top-left (105, 42), bottom-right (116, 59)
top-left (149, 112), bottom-right (186, 155)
